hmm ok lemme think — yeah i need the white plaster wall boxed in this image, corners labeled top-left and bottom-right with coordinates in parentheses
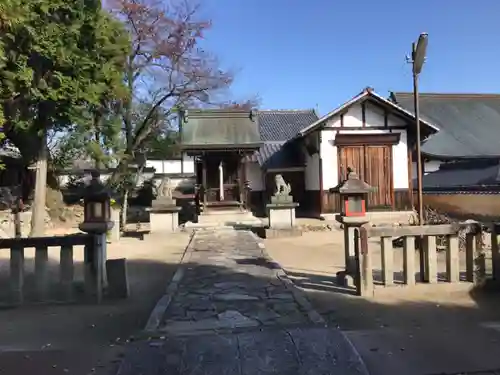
top-left (320, 102), bottom-right (409, 190)
top-left (411, 160), bottom-right (442, 179)
top-left (305, 152), bottom-right (320, 190)
top-left (146, 157), bottom-right (194, 174)
top-left (246, 162), bottom-right (265, 191)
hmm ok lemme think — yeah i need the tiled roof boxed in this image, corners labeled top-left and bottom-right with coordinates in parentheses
top-left (257, 110), bottom-right (318, 142)
top-left (243, 110), bottom-right (317, 170)
top-left (391, 92), bottom-right (500, 159)
top-left (248, 142), bottom-right (305, 170)
top-left (418, 159), bottom-right (500, 190)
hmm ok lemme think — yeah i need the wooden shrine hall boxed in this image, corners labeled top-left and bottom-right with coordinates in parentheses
top-left (180, 109), bottom-right (262, 213)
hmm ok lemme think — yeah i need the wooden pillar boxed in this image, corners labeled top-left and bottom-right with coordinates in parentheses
top-left (240, 154), bottom-right (247, 209)
top-left (407, 138), bottom-right (415, 210)
top-left (318, 130), bottom-right (324, 215)
top-left (202, 155), bottom-right (207, 209)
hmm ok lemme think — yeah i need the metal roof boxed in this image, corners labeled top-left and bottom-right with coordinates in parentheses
top-left (391, 92), bottom-right (500, 159)
top-left (181, 109), bottom-right (261, 150)
top-left (418, 159), bottom-right (500, 189)
top-left (257, 110), bottom-right (318, 141)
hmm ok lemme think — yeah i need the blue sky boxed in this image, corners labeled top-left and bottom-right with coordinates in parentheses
top-left (201, 0), bottom-right (499, 115)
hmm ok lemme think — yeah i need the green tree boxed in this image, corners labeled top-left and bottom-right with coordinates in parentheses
top-left (0, 0), bottom-right (129, 235)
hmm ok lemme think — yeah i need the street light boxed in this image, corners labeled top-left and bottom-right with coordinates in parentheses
top-left (408, 32), bottom-right (428, 226)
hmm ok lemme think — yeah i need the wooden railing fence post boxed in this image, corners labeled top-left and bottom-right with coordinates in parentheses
top-left (403, 236), bottom-right (416, 286)
top-left (356, 226), bottom-right (373, 297)
top-left (465, 222), bottom-right (485, 285)
top-left (422, 235), bottom-right (437, 283)
top-left (60, 244), bottom-right (74, 300)
top-left (445, 234), bottom-right (460, 283)
top-left (491, 224), bottom-right (500, 282)
top-left (10, 246), bottom-right (24, 304)
top-left (35, 245), bottom-right (49, 301)
top-left (381, 236), bottom-right (394, 286)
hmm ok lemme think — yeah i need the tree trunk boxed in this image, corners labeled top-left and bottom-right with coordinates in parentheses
top-left (120, 188), bottom-right (128, 231)
top-left (29, 131), bottom-right (48, 237)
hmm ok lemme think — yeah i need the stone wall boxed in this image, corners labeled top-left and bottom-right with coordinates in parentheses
top-left (424, 193), bottom-right (500, 221)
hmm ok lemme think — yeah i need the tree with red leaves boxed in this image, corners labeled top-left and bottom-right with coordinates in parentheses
top-left (108, 0), bottom-right (253, 225)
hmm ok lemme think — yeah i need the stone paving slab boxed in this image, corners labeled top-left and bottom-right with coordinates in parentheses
top-left (158, 228), bottom-right (312, 333)
top-left (117, 327), bottom-right (368, 375)
top-left (116, 228), bottom-right (369, 374)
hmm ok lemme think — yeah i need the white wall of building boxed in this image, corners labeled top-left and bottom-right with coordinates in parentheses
top-left (411, 160), bottom-right (442, 179)
top-left (146, 156), bottom-right (195, 174)
top-left (320, 101), bottom-right (410, 190)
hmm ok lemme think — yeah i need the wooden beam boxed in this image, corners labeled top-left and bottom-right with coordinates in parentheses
top-left (334, 133), bottom-right (401, 146)
top-left (361, 102), bottom-right (366, 127)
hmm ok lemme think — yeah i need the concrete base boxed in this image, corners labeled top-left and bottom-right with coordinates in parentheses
top-left (267, 203), bottom-right (299, 229)
top-left (150, 209), bottom-right (180, 233)
top-left (264, 227), bottom-right (303, 239)
top-left (196, 210), bottom-right (262, 227)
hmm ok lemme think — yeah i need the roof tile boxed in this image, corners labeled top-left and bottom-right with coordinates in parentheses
top-left (392, 92), bottom-right (500, 158)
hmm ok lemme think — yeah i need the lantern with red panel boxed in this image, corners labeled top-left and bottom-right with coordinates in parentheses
top-left (335, 168), bottom-right (375, 217)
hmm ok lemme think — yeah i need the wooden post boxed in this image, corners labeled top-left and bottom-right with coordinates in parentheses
top-left (403, 236), bottom-right (416, 286)
top-left (35, 245), bottom-right (49, 301)
top-left (201, 155), bottom-right (207, 209)
top-left (491, 224), bottom-right (500, 281)
top-left (60, 244), bottom-right (74, 300)
top-left (423, 235), bottom-right (437, 283)
top-left (445, 234), bottom-right (460, 283)
top-left (10, 246), bottom-right (24, 304)
top-left (357, 226), bottom-right (373, 297)
top-left (83, 234), bottom-right (104, 303)
top-left (465, 225), bottom-right (485, 285)
top-left (381, 236), bottom-right (394, 286)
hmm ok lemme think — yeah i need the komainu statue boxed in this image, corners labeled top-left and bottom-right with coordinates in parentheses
top-left (156, 177), bottom-right (173, 199)
top-left (274, 174), bottom-right (291, 196)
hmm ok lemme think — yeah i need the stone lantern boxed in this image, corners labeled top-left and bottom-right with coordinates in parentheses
top-left (79, 170), bottom-right (114, 234)
top-left (337, 168), bottom-right (373, 217)
top-left (333, 167), bottom-right (375, 287)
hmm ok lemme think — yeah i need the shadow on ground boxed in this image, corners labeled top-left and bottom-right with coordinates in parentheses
top-left (2, 233), bottom-right (500, 375)
top-left (0, 243), bottom-right (185, 375)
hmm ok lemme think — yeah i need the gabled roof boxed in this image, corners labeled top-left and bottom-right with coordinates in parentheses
top-left (181, 109), bottom-right (261, 150)
top-left (391, 92), bottom-right (500, 159)
top-left (257, 110), bottom-right (318, 141)
top-left (296, 87), bottom-right (439, 138)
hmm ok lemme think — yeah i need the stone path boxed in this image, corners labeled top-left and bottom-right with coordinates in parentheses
top-left (116, 228), bottom-right (368, 374)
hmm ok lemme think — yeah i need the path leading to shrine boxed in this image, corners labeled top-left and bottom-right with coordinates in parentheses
top-left (117, 228), bottom-right (368, 375)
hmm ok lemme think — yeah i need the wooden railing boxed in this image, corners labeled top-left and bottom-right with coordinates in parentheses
top-left (1, 233), bottom-right (105, 305)
top-left (354, 221), bottom-right (490, 296)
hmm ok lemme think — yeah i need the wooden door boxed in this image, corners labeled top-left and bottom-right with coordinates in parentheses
top-left (338, 145), bottom-right (393, 209)
top-left (364, 146), bottom-right (392, 209)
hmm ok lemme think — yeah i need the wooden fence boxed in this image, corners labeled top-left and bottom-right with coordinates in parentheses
top-left (1, 233), bottom-right (105, 305)
top-left (353, 221), bottom-right (494, 297)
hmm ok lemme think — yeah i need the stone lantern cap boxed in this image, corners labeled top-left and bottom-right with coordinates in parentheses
top-left (333, 168), bottom-right (376, 194)
top-left (83, 170), bottom-right (111, 201)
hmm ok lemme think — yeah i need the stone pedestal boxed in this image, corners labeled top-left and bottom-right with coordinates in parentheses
top-left (267, 202), bottom-right (299, 229)
top-left (148, 198), bottom-right (181, 233)
top-left (335, 214), bottom-right (369, 286)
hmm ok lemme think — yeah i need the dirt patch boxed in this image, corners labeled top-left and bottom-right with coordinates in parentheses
top-left (0, 232), bottom-right (190, 375)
